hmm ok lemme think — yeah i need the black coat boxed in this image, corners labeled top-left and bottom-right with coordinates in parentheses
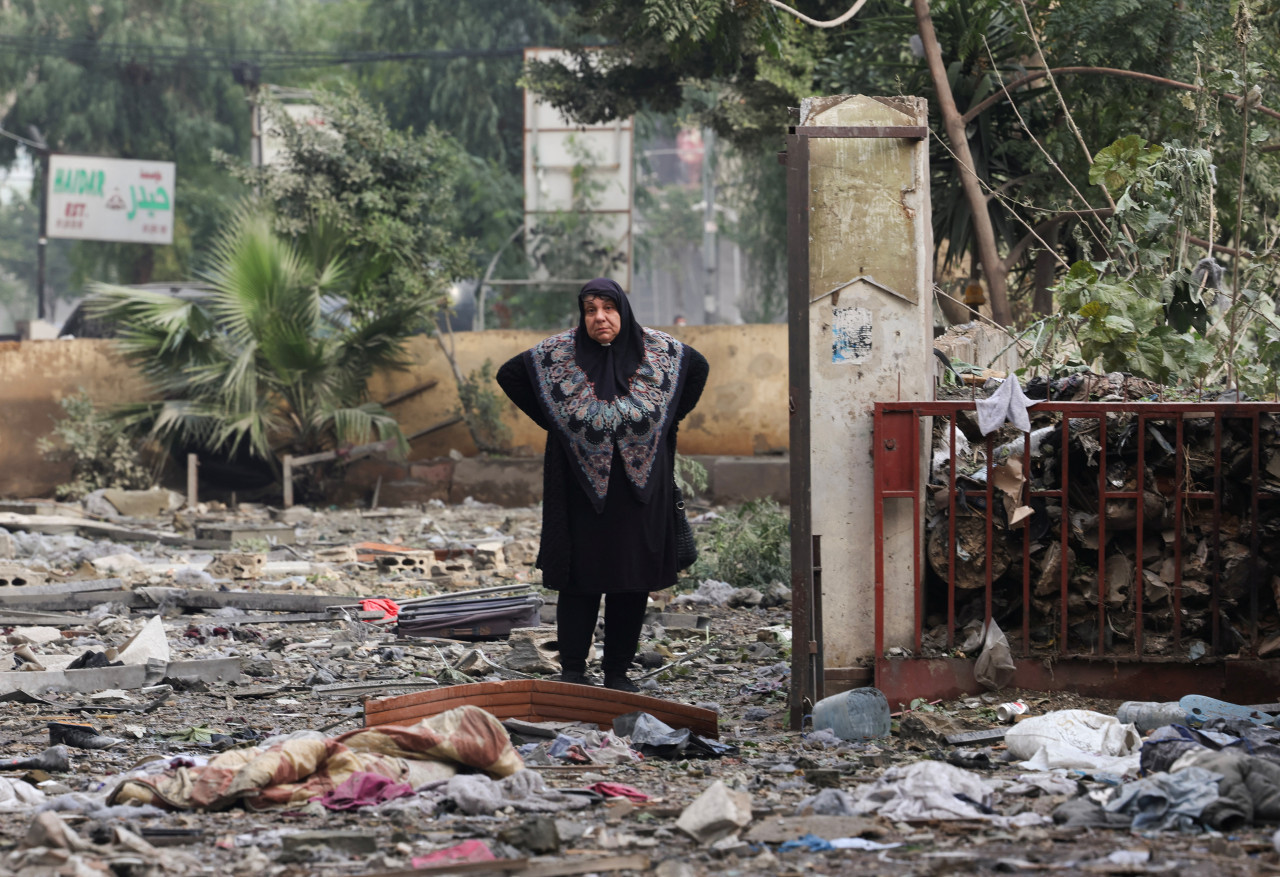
top-left (497, 345), bottom-right (708, 594)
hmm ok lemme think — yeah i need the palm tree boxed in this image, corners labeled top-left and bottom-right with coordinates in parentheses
top-left (89, 209), bottom-right (420, 465)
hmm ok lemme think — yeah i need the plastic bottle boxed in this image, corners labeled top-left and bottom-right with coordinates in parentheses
top-left (1116, 701), bottom-right (1188, 733)
top-left (811, 687), bottom-right (891, 740)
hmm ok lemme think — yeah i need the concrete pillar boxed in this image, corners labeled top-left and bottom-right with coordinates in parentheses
top-left (788, 96), bottom-right (932, 705)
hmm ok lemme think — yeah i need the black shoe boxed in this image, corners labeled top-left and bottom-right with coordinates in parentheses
top-left (48, 722), bottom-right (122, 750)
top-left (603, 673), bottom-right (640, 693)
top-left (556, 671), bottom-right (596, 687)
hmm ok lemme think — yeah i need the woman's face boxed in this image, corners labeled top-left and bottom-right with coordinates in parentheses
top-left (583, 294), bottom-right (621, 344)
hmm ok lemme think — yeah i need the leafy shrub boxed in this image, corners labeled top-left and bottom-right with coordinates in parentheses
top-left (675, 454), bottom-right (708, 497)
top-left (37, 392), bottom-right (157, 500)
top-left (457, 360), bottom-right (512, 454)
top-left (687, 498), bottom-right (790, 589)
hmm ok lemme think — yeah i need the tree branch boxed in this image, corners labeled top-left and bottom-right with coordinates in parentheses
top-left (1185, 234), bottom-right (1261, 261)
top-left (960, 66), bottom-right (1280, 126)
top-left (913, 0), bottom-right (1012, 326)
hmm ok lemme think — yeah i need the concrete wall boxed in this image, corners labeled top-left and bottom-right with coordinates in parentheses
top-left (0, 340), bottom-right (152, 497)
top-left (367, 324), bottom-right (788, 460)
top-left (0, 325), bottom-right (789, 498)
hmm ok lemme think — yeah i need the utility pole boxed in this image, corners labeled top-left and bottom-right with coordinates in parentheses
top-left (701, 127), bottom-right (718, 325)
top-left (29, 126), bottom-right (49, 322)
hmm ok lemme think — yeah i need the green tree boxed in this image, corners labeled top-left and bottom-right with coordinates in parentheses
top-left (88, 210), bottom-right (416, 463)
top-left (525, 0), bottom-right (1280, 333)
top-left (220, 90), bottom-right (473, 331)
top-left (0, 0), bottom-right (315, 298)
top-left (325, 0), bottom-right (570, 279)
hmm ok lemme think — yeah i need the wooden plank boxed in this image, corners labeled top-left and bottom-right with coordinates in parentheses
top-left (360, 854), bottom-right (649, 877)
top-left (0, 591), bottom-right (142, 611)
top-left (225, 610), bottom-right (383, 625)
top-left (0, 578), bottom-right (124, 597)
top-left (135, 588), bottom-right (353, 612)
top-left (0, 610), bottom-right (89, 626)
top-left (366, 691), bottom-right (536, 721)
top-left (364, 680), bottom-right (718, 737)
top-left (0, 513), bottom-right (188, 545)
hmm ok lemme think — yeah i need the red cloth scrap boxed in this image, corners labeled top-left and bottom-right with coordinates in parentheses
top-left (313, 771), bottom-right (414, 811)
top-left (586, 781), bottom-right (649, 802)
top-left (360, 598), bottom-right (401, 621)
top-left (412, 839), bottom-right (497, 868)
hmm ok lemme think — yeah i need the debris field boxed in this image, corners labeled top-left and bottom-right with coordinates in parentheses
top-left (1, 491), bottom-right (1280, 876)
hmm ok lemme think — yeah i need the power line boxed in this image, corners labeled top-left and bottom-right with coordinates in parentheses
top-left (0, 35), bottom-right (527, 72)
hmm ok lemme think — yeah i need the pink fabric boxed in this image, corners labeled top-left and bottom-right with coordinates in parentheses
top-left (587, 782), bottom-right (649, 802)
top-left (360, 598), bottom-right (401, 621)
top-left (412, 839), bottom-right (496, 868)
top-left (313, 771), bottom-right (414, 811)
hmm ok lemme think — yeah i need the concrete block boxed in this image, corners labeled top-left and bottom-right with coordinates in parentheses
top-left (675, 780), bottom-right (753, 845)
top-left (705, 456), bottom-right (790, 505)
top-left (281, 831), bottom-right (377, 855)
top-left (206, 553), bottom-right (266, 580)
top-left (0, 563), bottom-right (46, 587)
top-left (502, 628), bottom-right (560, 674)
top-left (409, 460), bottom-right (454, 482)
top-left (195, 524), bottom-right (297, 547)
top-left (449, 457), bottom-right (542, 506)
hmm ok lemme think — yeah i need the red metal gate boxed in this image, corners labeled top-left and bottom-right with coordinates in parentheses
top-left (873, 400), bottom-right (1280, 704)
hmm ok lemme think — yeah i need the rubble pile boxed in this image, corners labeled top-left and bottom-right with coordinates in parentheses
top-left (2, 490), bottom-right (1280, 875)
top-left (926, 378), bottom-right (1280, 659)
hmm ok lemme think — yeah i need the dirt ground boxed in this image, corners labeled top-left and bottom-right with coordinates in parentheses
top-left (2, 499), bottom-right (1280, 876)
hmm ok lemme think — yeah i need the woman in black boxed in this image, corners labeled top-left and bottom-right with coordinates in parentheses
top-left (496, 278), bottom-right (709, 691)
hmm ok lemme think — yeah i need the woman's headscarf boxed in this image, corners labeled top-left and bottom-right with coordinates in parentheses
top-left (521, 278), bottom-right (690, 511)
top-left (574, 278), bottom-right (646, 401)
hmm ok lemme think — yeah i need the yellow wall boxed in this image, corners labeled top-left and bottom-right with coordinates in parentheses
top-left (3, 326), bottom-right (788, 497)
top-left (0, 340), bottom-right (152, 497)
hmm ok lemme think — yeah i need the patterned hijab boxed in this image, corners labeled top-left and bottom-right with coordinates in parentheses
top-left (523, 279), bottom-right (689, 512)
top-left (574, 278), bottom-right (645, 402)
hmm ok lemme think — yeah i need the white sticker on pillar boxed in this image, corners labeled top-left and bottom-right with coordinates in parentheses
top-left (832, 307), bottom-right (872, 364)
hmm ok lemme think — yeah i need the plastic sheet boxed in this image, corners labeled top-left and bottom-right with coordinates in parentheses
top-left (613, 711), bottom-right (736, 759)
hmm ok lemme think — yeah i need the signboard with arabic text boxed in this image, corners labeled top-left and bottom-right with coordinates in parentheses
top-left (45, 154), bottom-right (176, 245)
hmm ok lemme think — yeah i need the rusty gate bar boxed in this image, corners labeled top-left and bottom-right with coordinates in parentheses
top-left (1136, 413), bottom-right (1146, 655)
top-left (873, 399), bottom-right (1280, 704)
top-left (1213, 414), bottom-right (1223, 655)
top-left (1253, 414), bottom-right (1262, 644)
top-left (1024, 430), bottom-right (1034, 655)
top-left (948, 417), bottom-right (958, 649)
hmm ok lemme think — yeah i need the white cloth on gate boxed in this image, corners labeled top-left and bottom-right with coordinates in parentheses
top-left (976, 377), bottom-right (1038, 435)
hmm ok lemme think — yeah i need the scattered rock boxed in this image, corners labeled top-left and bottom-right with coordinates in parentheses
top-left (498, 815), bottom-right (559, 854)
top-left (501, 628), bottom-right (560, 674)
top-left (675, 780), bottom-right (753, 845)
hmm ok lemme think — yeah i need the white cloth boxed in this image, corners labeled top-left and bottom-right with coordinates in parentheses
top-left (833, 761), bottom-right (996, 821)
top-left (1005, 709), bottom-right (1142, 775)
top-left (0, 776), bottom-right (45, 811)
top-left (976, 377), bottom-right (1037, 435)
